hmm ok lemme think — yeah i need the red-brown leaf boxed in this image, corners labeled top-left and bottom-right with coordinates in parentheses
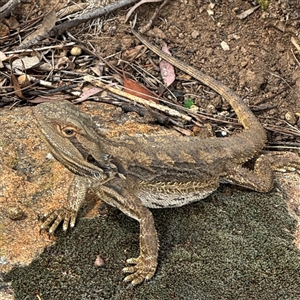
top-left (123, 76), bottom-right (159, 103)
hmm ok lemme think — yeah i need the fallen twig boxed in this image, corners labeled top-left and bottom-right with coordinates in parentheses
top-left (49, 0), bottom-right (140, 37)
top-left (84, 75), bottom-right (192, 121)
top-left (0, 0), bottom-right (21, 21)
top-left (4, 42), bottom-right (75, 55)
top-left (264, 125), bottom-right (300, 138)
top-left (139, 0), bottom-right (170, 33)
top-left (125, 0), bottom-right (164, 23)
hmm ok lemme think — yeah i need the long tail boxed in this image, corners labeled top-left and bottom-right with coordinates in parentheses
top-left (131, 29), bottom-right (267, 155)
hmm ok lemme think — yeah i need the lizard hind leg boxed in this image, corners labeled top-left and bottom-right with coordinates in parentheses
top-left (96, 185), bottom-right (159, 286)
top-left (222, 151), bottom-right (300, 192)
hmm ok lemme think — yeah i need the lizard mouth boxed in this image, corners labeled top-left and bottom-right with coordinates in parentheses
top-left (73, 154), bottom-right (116, 179)
top-left (52, 151), bottom-right (105, 179)
top-left (60, 135), bottom-right (116, 178)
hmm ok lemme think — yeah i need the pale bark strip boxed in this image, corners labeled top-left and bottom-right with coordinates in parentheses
top-left (49, 0), bottom-right (140, 37)
top-left (84, 75), bottom-right (192, 122)
top-left (0, 0), bottom-right (21, 21)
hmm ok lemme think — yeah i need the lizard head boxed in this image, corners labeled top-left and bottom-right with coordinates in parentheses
top-left (33, 100), bottom-right (118, 181)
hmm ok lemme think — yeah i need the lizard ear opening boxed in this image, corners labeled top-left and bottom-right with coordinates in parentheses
top-left (86, 154), bottom-right (109, 171)
top-left (87, 154), bottom-right (97, 164)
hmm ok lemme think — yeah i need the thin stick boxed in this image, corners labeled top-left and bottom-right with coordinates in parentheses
top-left (139, 0), bottom-right (170, 33)
top-left (4, 42), bottom-right (75, 55)
top-left (49, 0), bottom-right (140, 37)
top-left (84, 75), bottom-right (192, 121)
top-left (0, 0), bottom-right (21, 21)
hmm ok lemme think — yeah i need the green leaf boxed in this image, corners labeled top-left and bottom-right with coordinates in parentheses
top-left (258, 0), bottom-right (270, 11)
top-left (183, 98), bottom-right (195, 109)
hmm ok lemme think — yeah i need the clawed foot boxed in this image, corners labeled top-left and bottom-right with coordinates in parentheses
top-left (123, 255), bottom-right (157, 286)
top-left (40, 208), bottom-right (78, 234)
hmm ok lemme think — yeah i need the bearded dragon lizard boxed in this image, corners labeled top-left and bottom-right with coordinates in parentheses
top-left (32, 30), bottom-right (300, 286)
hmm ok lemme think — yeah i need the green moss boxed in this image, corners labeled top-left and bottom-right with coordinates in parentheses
top-left (4, 188), bottom-right (300, 299)
top-left (183, 98), bottom-right (195, 109)
top-left (258, 0), bottom-right (270, 10)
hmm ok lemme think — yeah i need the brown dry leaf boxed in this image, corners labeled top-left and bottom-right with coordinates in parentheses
top-left (112, 73), bottom-right (123, 85)
top-left (11, 54), bottom-right (41, 71)
top-left (236, 5), bottom-right (260, 19)
top-left (122, 45), bottom-right (146, 61)
top-left (27, 95), bottom-right (74, 103)
top-left (74, 87), bottom-right (103, 103)
top-left (39, 8), bottom-right (57, 32)
top-left (10, 72), bottom-right (25, 99)
top-left (159, 43), bottom-right (175, 87)
top-left (55, 57), bottom-right (74, 70)
top-left (0, 23), bottom-right (9, 37)
top-left (123, 74), bottom-right (159, 103)
top-left (19, 9), bottom-right (56, 48)
top-left (0, 51), bottom-right (7, 68)
top-left (2, 15), bottom-right (19, 29)
top-left (18, 74), bottom-right (31, 88)
top-left (90, 63), bottom-right (105, 77)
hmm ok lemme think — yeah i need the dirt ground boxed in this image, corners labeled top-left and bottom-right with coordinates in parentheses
top-left (0, 0), bottom-right (299, 145)
top-left (1, 0), bottom-right (300, 299)
top-left (1, 0), bottom-right (300, 141)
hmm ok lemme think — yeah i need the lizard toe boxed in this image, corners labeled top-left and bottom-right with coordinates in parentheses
top-left (123, 255), bottom-right (157, 286)
top-left (41, 208), bottom-right (77, 234)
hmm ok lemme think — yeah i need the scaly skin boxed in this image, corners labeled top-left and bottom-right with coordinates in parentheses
top-left (32, 31), bottom-right (300, 286)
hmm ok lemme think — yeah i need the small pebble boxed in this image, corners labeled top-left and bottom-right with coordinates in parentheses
top-left (191, 30), bottom-right (200, 39)
top-left (221, 41), bottom-right (230, 51)
top-left (6, 206), bottom-right (26, 220)
top-left (285, 111), bottom-right (297, 125)
top-left (70, 46), bottom-right (82, 56)
top-left (94, 255), bottom-right (105, 267)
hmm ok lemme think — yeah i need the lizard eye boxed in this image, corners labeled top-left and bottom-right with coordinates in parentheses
top-left (62, 127), bottom-right (76, 137)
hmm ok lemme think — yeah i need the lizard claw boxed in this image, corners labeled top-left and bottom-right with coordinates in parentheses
top-left (123, 255), bottom-right (157, 286)
top-left (40, 208), bottom-right (78, 234)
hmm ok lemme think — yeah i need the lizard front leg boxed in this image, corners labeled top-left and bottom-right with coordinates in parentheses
top-left (96, 185), bottom-right (159, 286)
top-left (223, 152), bottom-right (300, 192)
top-left (41, 175), bottom-right (89, 233)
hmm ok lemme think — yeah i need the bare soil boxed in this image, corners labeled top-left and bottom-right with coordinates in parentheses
top-left (1, 1), bottom-right (300, 299)
top-left (1, 0), bottom-right (300, 145)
